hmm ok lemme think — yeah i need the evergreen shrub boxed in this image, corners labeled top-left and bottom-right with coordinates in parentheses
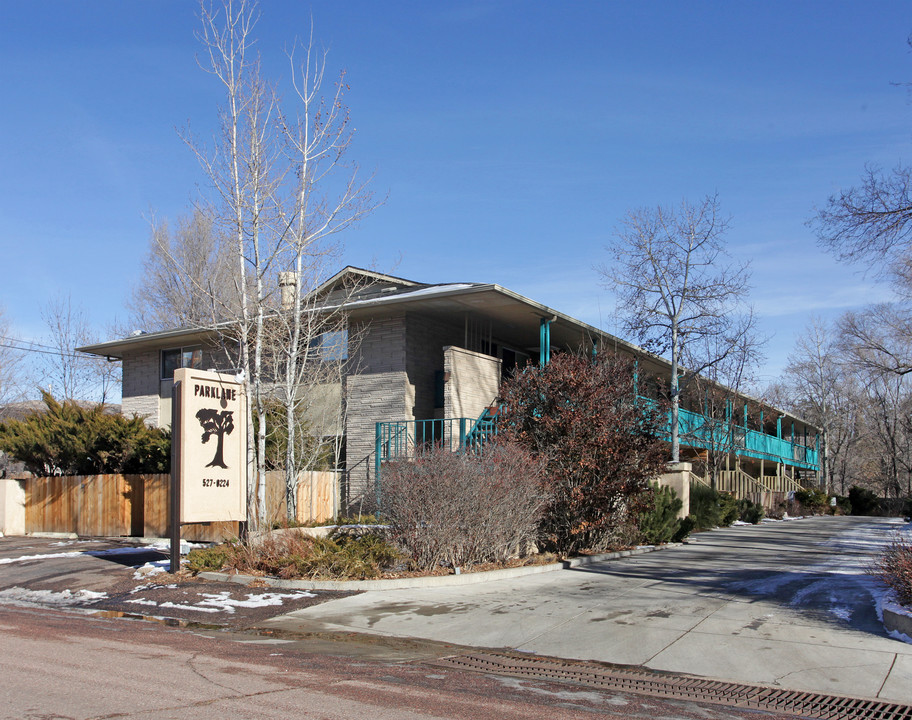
top-left (689, 483), bottom-right (722, 530)
top-left (848, 486), bottom-right (880, 516)
top-left (0, 391), bottom-right (170, 475)
top-left (637, 484), bottom-right (685, 544)
top-left (718, 492), bottom-right (740, 526)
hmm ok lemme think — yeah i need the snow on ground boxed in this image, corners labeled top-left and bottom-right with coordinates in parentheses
top-left (0, 541), bottom-right (207, 567)
top-left (0, 587), bottom-right (108, 608)
top-left (124, 590), bottom-right (316, 615)
top-left (722, 517), bottom-right (912, 639)
top-left (0, 551), bottom-right (86, 565)
top-left (132, 560), bottom-right (170, 580)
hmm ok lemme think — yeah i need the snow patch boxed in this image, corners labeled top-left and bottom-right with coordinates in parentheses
top-left (122, 590), bottom-right (315, 615)
top-left (0, 551), bottom-right (83, 565)
top-left (195, 591), bottom-right (316, 612)
top-left (0, 587), bottom-right (107, 608)
top-left (133, 560), bottom-right (170, 580)
top-left (160, 601), bottom-right (222, 613)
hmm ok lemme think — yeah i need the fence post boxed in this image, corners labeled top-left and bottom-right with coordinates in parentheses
top-left (459, 417), bottom-right (467, 452)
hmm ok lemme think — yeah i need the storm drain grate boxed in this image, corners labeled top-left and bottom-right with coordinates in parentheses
top-left (430, 651), bottom-right (912, 719)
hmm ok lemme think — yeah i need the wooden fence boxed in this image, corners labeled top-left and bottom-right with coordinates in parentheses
top-left (263, 470), bottom-right (339, 527)
top-left (23, 471), bottom-right (339, 541)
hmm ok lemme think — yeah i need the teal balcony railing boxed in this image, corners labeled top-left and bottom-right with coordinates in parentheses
top-left (650, 401), bottom-right (818, 470)
top-left (373, 409), bottom-right (499, 498)
top-left (374, 401), bottom-right (818, 497)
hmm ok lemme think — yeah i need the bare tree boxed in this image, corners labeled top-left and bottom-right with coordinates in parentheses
top-left (836, 304), bottom-right (912, 377)
top-left (811, 47), bottom-right (912, 381)
top-left (599, 195), bottom-right (754, 463)
top-left (128, 208), bottom-right (238, 332)
top-left (782, 318), bottom-right (853, 492)
top-left (683, 311), bottom-right (764, 485)
top-left (41, 295), bottom-right (120, 404)
top-left (269, 35), bottom-right (374, 521)
top-left (857, 368), bottom-right (912, 501)
top-left (177, 1), bottom-right (374, 527)
top-left (0, 307), bottom-right (28, 412)
top-left (185, 0), bottom-right (281, 528)
top-left (813, 163), bottom-right (912, 291)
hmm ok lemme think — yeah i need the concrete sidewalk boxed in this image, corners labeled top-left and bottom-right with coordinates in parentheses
top-left (264, 516), bottom-right (912, 704)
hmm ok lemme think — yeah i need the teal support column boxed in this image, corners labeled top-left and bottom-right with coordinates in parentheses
top-left (777, 417), bottom-right (782, 439)
top-left (539, 318), bottom-right (551, 365)
top-left (743, 404), bottom-right (748, 428)
top-left (374, 423), bottom-right (383, 509)
top-left (459, 417), bottom-right (467, 452)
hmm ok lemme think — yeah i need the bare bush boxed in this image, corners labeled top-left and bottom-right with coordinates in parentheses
top-left (871, 536), bottom-right (912, 607)
top-left (381, 443), bottom-right (549, 571)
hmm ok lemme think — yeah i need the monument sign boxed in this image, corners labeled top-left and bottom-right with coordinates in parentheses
top-left (173, 368), bottom-right (247, 523)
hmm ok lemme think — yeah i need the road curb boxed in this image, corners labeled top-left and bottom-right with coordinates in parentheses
top-left (198, 544), bottom-right (670, 591)
top-left (883, 604), bottom-right (912, 640)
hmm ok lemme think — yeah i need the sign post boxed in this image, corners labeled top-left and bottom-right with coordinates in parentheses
top-left (169, 368), bottom-right (247, 572)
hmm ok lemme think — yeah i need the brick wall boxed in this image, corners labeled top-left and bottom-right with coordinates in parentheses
top-left (121, 343), bottom-right (228, 427)
top-left (405, 313), bottom-right (465, 421)
top-left (344, 315), bottom-right (409, 499)
top-left (443, 346), bottom-right (501, 420)
top-left (121, 349), bottom-right (160, 424)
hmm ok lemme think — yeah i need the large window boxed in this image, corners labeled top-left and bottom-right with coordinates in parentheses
top-left (309, 330), bottom-right (348, 362)
top-left (161, 346), bottom-right (202, 379)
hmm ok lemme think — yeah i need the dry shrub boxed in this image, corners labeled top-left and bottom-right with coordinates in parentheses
top-left (381, 442), bottom-right (549, 571)
top-left (498, 353), bottom-right (668, 554)
top-left (214, 529), bottom-right (400, 580)
top-left (871, 536), bottom-right (912, 607)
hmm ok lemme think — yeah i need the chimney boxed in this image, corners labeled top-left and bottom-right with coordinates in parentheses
top-left (279, 271), bottom-right (297, 310)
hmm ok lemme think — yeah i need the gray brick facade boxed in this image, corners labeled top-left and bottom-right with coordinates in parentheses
top-left (343, 311), bottom-right (505, 502)
top-left (121, 349), bottom-right (161, 423)
top-left (443, 346), bottom-right (500, 420)
top-left (121, 344), bottom-right (226, 427)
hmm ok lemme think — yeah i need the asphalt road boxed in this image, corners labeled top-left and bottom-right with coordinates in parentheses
top-left (0, 604), bottom-right (802, 720)
top-left (1, 517), bottom-right (911, 716)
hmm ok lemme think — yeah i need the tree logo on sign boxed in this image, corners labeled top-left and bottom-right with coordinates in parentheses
top-left (196, 409), bottom-right (234, 468)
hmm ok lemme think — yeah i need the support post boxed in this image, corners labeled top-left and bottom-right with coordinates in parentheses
top-left (374, 423), bottom-right (382, 510)
top-left (169, 380), bottom-right (182, 573)
top-left (539, 318), bottom-right (551, 365)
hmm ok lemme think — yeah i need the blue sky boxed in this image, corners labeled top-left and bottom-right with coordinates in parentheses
top-left (1, 1), bottom-right (910, 392)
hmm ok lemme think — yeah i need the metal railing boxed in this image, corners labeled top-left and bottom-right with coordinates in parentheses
top-left (658, 402), bottom-right (819, 471)
top-left (375, 401), bottom-right (819, 479)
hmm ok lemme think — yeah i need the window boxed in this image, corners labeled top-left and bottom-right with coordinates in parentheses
top-left (308, 330), bottom-right (348, 362)
top-left (161, 346), bottom-right (203, 379)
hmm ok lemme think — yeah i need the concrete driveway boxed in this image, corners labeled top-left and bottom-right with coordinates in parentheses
top-left (266, 515), bottom-right (912, 703)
